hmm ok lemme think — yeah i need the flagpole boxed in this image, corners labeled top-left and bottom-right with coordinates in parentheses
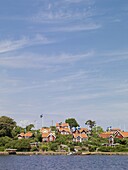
top-left (40, 114), bottom-right (44, 128)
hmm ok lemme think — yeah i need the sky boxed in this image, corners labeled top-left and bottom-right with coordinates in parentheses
top-left (0, 0), bottom-right (128, 130)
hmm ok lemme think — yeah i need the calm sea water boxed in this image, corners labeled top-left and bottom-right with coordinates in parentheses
top-left (0, 155), bottom-right (128, 170)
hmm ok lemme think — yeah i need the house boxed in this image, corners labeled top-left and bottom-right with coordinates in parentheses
top-left (40, 127), bottom-right (51, 133)
top-left (114, 131), bottom-right (128, 139)
top-left (24, 132), bottom-right (33, 139)
top-left (99, 129), bottom-right (128, 139)
top-left (18, 132), bottom-right (33, 139)
top-left (56, 122), bottom-right (69, 129)
top-left (110, 128), bottom-right (121, 132)
top-left (73, 133), bottom-right (88, 142)
top-left (41, 127), bottom-right (56, 142)
top-left (58, 127), bottom-right (71, 135)
top-left (42, 133), bottom-right (56, 142)
top-left (56, 122), bottom-right (71, 135)
top-left (99, 132), bottom-right (114, 139)
top-left (72, 128), bottom-right (89, 134)
top-left (17, 133), bottom-right (25, 139)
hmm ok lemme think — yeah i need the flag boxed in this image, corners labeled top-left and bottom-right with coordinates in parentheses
top-left (40, 114), bottom-right (43, 118)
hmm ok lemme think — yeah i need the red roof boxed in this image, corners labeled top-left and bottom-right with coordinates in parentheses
top-left (42, 132), bottom-right (56, 138)
top-left (99, 132), bottom-right (113, 138)
top-left (24, 132), bottom-right (33, 137)
top-left (56, 123), bottom-right (69, 127)
top-left (117, 131), bottom-right (128, 138)
top-left (73, 133), bottom-right (88, 139)
top-left (58, 127), bottom-right (71, 133)
top-left (18, 132), bottom-right (33, 137)
top-left (110, 128), bottom-right (121, 132)
top-left (40, 128), bottom-right (51, 133)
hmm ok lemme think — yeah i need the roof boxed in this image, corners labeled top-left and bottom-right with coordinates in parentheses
top-left (79, 128), bottom-right (89, 133)
top-left (58, 127), bottom-right (71, 133)
top-left (42, 132), bottom-right (56, 138)
top-left (116, 131), bottom-right (128, 138)
top-left (40, 127), bottom-right (51, 133)
top-left (99, 132), bottom-right (114, 138)
top-left (73, 133), bottom-right (88, 139)
top-left (24, 132), bottom-right (33, 137)
top-left (110, 128), bottom-right (121, 132)
top-left (56, 122), bottom-right (69, 127)
top-left (18, 132), bottom-right (25, 137)
top-left (18, 132), bottom-right (33, 137)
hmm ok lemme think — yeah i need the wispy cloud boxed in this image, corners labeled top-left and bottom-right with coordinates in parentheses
top-left (31, 0), bottom-right (100, 32)
top-left (0, 35), bottom-right (54, 54)
top-left (49, 23), bottom-right (101, 32)
top-left (0, 51), bottom-right (94, 69)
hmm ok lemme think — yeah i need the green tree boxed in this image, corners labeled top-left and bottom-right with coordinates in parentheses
top-left (0, 136), bottom-right (12, 147)
top-left (65, 118), bottom-right (79, 128)
top-left (49, 142), bottom-right (58, 151)
top-left (26, 124), bottom-right (34, 131)
top-left (5, 139), bottom-right (31, 151)
top-left (0, 116), bottom-right (16, 137)
top-left (85, 120), bottom-right (96, 132)
top-left (92, 126), bottom-right (104, 135)
top-left (11, 126), bottom-right (23, 138)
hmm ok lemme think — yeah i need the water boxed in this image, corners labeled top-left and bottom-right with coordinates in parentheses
top-left (0, 155), bottom-right (128, 170)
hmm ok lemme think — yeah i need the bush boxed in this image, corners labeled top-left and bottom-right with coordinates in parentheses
top-left (0, 146), bottom-right (5, 151)
top-left (31, 146), bottom-right (38, 152)
top-left (5, 139), bottom-right (31, 151)
top-left (98, 145), bottom-right (128, 152)
top-left (70, 145), bottom-right (75, 152)
top-left (49, 143), bottom-right (58, 151)
top-left (0, 136), bottom-right (12, 147)
top-left (88, 145), bottom-right (97, 152)
top-left (41, 145), bottom-right (49, 151)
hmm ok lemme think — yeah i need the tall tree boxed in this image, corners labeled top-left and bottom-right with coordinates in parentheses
top-left (65, 118), bottom-right (79, 128)
top-left (26, 124), bottom-right (34, 131)
top-left (0, 116), bottom-right (16, 137)
top-left (85, 120), bottom-right (96, 134)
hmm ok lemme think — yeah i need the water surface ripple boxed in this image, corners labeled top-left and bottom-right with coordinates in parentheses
top-left (0, 155), bottom-right (128, 170)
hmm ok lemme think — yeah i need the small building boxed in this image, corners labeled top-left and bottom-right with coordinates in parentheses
top-left (42, 133), bottom-right (56, 142)
top-left (56, 122), bottom-right (69, 129)
top-left (99, 132), bottom-right (114, 139)
top-left (72, 127), bottom-right (89, 134)
top-left (17, 132), bottom-right (33, 139)
top-left (99, 130), bottom-right (128, 139)
top-left (73, 133), bottom-right (88, 142)
top-left (58, 127), bottom-right (71, 135)
top-left (17, 133), bottom-right (25, 139)
top-left (40, 127), bottom-right (51, 133)
top-left (110, 128), bottom-right (121, 132)
top-left (114, 131), bottom-right (128, 139)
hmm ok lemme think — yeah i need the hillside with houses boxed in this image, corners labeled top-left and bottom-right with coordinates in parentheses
top-left (0, 116), bottom-right (128, 153)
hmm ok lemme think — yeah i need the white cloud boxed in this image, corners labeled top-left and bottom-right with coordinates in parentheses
top-left (50, 23), bottom-right (101, 32)
top-left (31, 0), bottom-right (100, 32)
top-left (0, 35), bottom-right (54, 54)
top-left (0, 51), bottom-right (94, 69)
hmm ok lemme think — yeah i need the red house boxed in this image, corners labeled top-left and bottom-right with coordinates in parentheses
top-left (42, 133), bottom-right (56, 142)
top-left (73, 133), bottom-right (88, 142)
top-left (114, 131), bottom-right (128, 139)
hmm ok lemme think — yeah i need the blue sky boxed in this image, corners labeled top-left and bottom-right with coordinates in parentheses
top-left (0, 0), bottom-right (128, 130)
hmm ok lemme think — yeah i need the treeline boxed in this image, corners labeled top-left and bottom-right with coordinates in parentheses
top-left (0, 116), bottom-right (128, 152)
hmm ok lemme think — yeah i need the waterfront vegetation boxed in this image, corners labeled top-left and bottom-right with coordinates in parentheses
top-left (0, 116), bottom-right (128, 153)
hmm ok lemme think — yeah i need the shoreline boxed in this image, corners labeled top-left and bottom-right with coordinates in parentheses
top-left (1, 151), bottom-right (128, 156)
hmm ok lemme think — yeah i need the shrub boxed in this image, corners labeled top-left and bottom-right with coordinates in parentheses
top-left (88, 145), bottom-right (97, 152)
top-left (31, 146), bottom-right (38, 152)
top-left (49, 143), bottom-right (58, 151)
top-left (0, 146), bottom-right (5, 151)
top-left (5, 139), bottom-right (31, 151)
top-left (41, 145), bottom-right (49, 151)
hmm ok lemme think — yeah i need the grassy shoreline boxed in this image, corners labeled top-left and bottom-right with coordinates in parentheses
top-left (1, 151), bottom-right (128, 156)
